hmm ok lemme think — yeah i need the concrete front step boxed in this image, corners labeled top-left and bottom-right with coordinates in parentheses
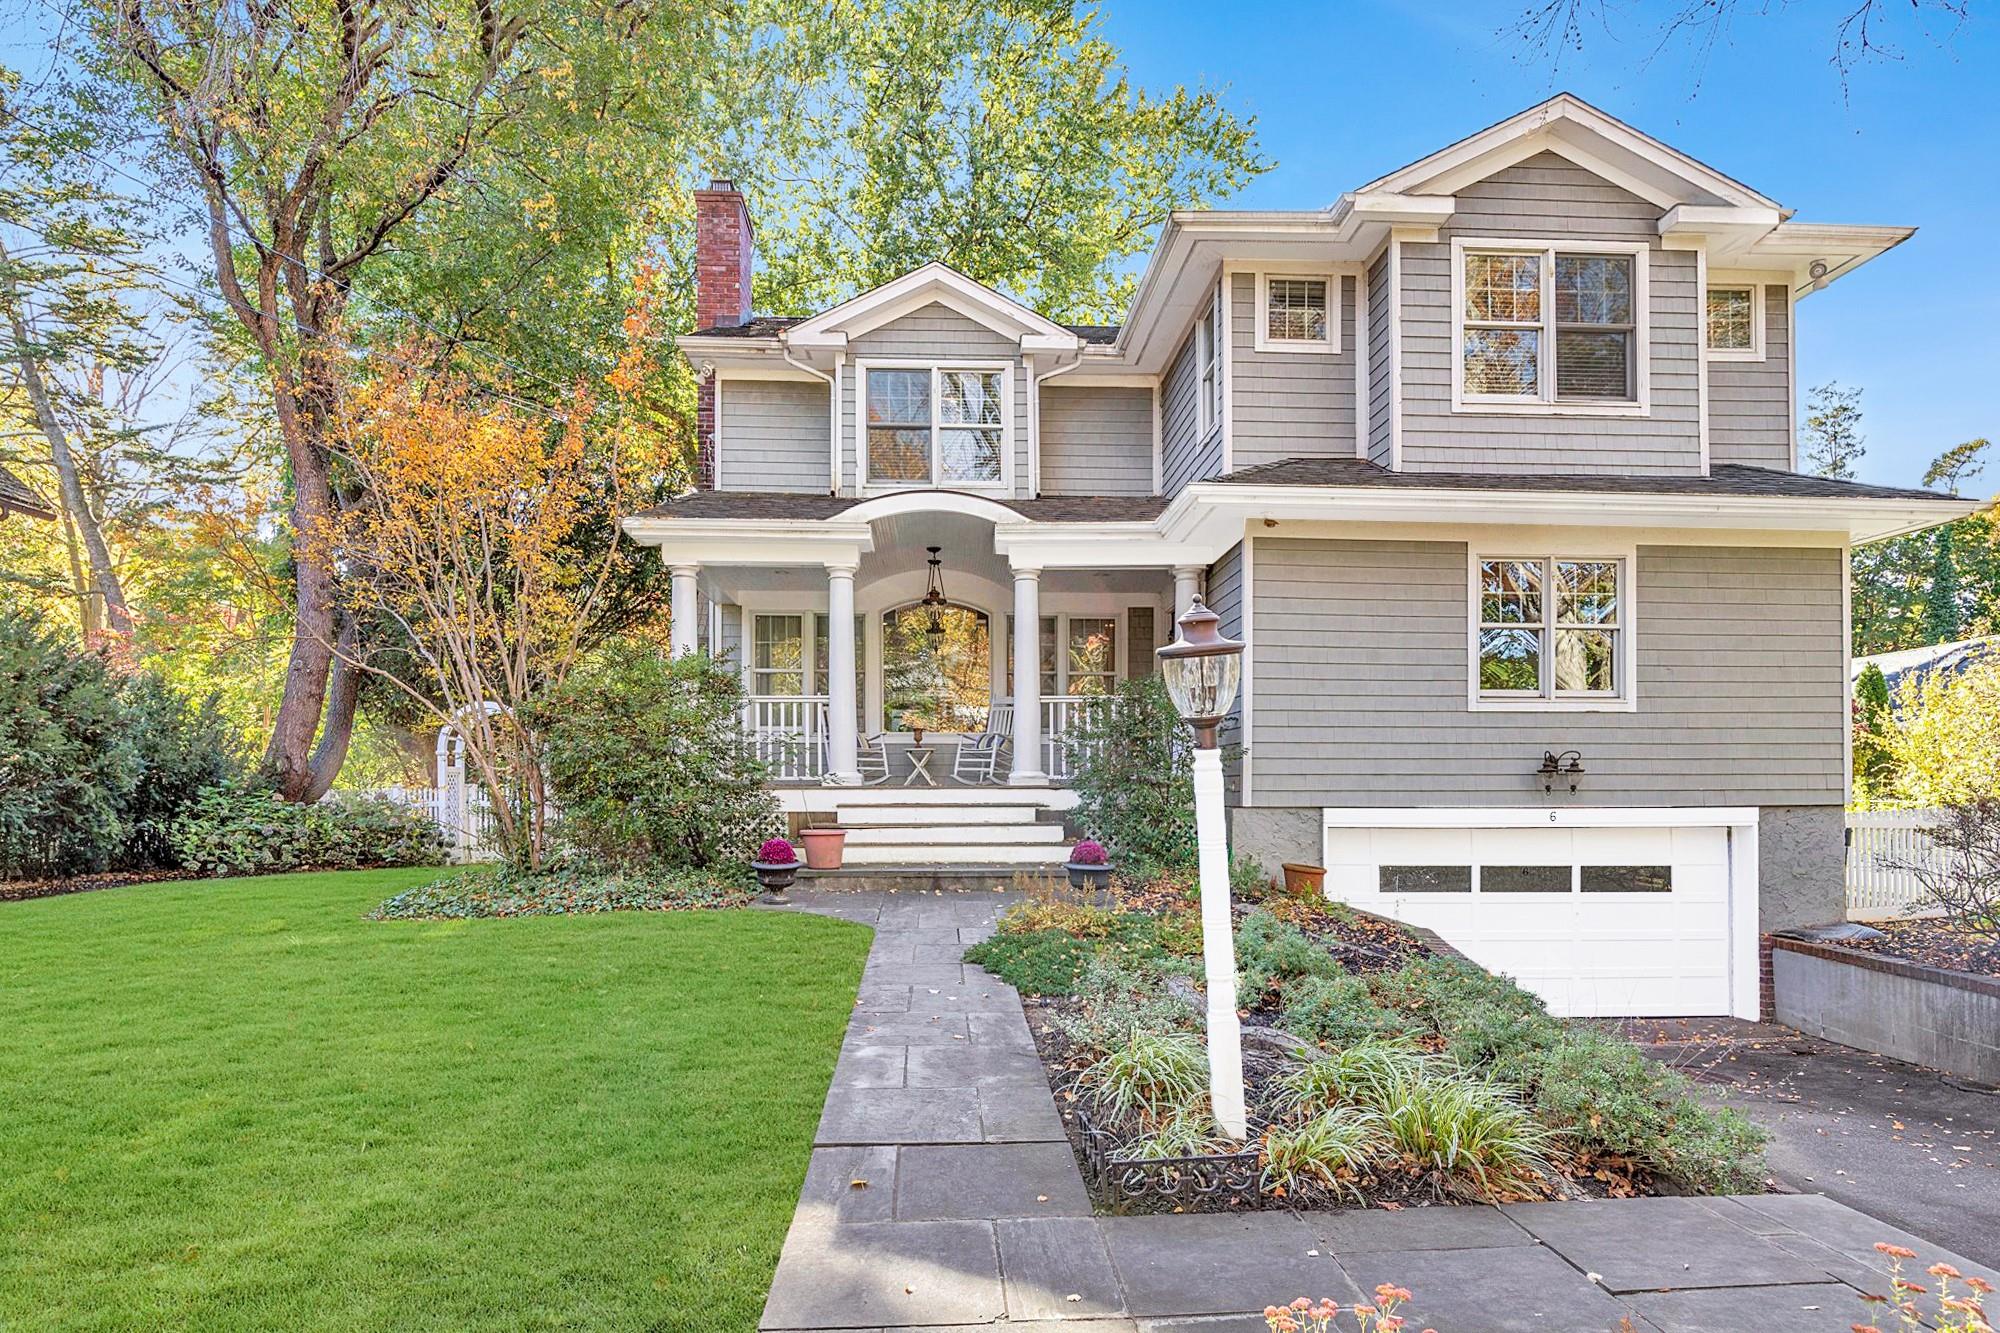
top-left (835, 803), bottom-right (1045, 827)
top-left (841, 843), bottom-right (1069, 867)
top-left (842, 823), bottom-right (1066, 846)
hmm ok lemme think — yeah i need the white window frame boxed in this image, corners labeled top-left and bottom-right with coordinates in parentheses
top-left (856, 359), bottom-right (1014, 495)
top-left (1704, 275), bottom-right (1766, 362)
top-left (1196, 284), bottom-right (1221, 440)
top-left (1466, 548), bottom-right (1638, 713)
top-left (1255, 272), bottom-right (1339, 354)
top-left (1450, 236), bottom-right (1651, 418)
top-left (1004, 608), bottom-right (1132, 698)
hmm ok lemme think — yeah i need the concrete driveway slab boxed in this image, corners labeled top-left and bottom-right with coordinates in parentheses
top-left (1730, 1190), bottom-right (2000, 1289)
top-left (1503, 1196), bottom-right (1832, 1292)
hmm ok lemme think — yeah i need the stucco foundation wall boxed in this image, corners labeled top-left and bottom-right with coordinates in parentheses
top-left (1759, 805), bottom-right (1846, 933)
top-left (1772, 943), bottom-right (2000, 1084)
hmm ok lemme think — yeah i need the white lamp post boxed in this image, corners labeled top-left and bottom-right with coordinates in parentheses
top-left (1155, 594), bottom-right (1248, 1139)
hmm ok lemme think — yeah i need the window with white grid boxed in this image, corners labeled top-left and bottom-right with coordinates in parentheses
top-left (1705, 284), bottom-right (1764, 360)
top-left (864, 366), bottom-right (1005, 488)
top-left (1260, 274), bottom-right (1334, 351)
top-left (1456, 241), bottom-right (1647, 410)
top-left (1474, 556), bottom-right (1627, 705)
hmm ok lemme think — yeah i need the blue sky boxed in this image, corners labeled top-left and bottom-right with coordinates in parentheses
top-left (1097, 0), bottom-right (1998, 490)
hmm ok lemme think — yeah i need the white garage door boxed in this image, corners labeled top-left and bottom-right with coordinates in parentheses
top-left (1323, 818), bottom-right (1746, 1018)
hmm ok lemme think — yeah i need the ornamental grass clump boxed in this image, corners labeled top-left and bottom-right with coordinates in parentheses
top-left (1259, 1107), bottom-right (1385, 1201)
top-left (1373, 1069), bottom-right (1556, 1201)
top-left (1114, 1107), bottom-right (1233, 1162)
top-left (1274, 1040), bottom-right (1430, 1117)
top-left (1081, 1029), bottom-right (1209, 1124)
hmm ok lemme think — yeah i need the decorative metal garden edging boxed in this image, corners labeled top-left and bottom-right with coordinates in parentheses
top-left (1075, 1105), bottom-right (1265, 1209)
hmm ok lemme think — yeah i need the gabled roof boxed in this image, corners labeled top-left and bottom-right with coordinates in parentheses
top-left (1355, 92), bottom-right (1780, 212)
top-left (779, 261), bottom-right (1081, 354)
top-left (0, 465), bottom-right (53, 520)
top-left (1211, 457), bottom-right (1959, 503)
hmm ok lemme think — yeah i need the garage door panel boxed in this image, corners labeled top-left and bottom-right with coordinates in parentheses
top-left (1321, 815), bottom-right (1743, 1017)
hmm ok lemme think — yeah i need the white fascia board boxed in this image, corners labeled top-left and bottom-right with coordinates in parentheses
top-left (1346, 191), bottom-right (1457, 227)
top-left (619, 517), bottom-right (875, 565)
top-left (1660, 203), bottom-right (1784, 235)
top-left (784, 261), bottom-right (1078, 347)
top-left (1322, 806), bottom-right (1761, 829)
top-left (992, 523), bottom-right (1214, 571)
top-left (1742, 222), bottom-right (1917, 296)
top-left (1165, 483), bottom-right (1982, 545)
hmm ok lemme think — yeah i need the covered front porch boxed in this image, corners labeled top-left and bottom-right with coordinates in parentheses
top-left (624, 491), bottom-right (1213, 789)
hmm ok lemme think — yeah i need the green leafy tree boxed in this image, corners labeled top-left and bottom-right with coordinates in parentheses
top-left (1883, 655), bottom-right (2000, 807)
top-left (1063, 673), bottom-right (1200, 877)
top-left (0, 610), bottom-right (135, 876)
top-left (1800, 382), bottom-right (1865, 480)
top-left (738, 0), bottom-right (1270, 321)
top-left (1851, 662), bottom-right (1895, 803)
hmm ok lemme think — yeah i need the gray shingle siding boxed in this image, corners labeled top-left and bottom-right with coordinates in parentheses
top-left (1247, 537), bottom-right (1845, 807)
top-left (717, 378), bottom-right (830, 492)
top-left (841, 303), bottom-right (1029, 496)
top-left (1206, 540), bottom-right (1246, 803)
top-left (1366, 247), bottom-right (1393, 466)
top-left (1229, 272), bottom-right (1358, 469)
top-left (1399, 152), bottom-right (1704, 476)
top-left (1040, 384), bottom-right (1153, 495)
top-left (1708, 284), bottom-right (1793, 471)
top-left (1160, 325), bottom-right (1219, 495)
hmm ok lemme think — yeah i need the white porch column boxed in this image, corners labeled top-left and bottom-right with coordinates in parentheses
top-left (669, 563), bottom-right (700, 658)
top-left (1173, 564), bottom-right (1204, 620)
top-left (825, 561), bottom-right (862, 785)
top-left (1009, 566), bottom-right (1047, 786)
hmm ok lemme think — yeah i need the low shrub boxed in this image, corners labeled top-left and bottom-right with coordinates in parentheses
top-left (1062, 674), bottom-right (1198, 878)
top-left (1053, 953), bottom-right (1201, 1053)
top-left (965, 927), bottom-right (1108, 995)
top-left (1281, 973), bottom-right (1417, 1047)
top-left (1260, 1107), bottom-right (1384, 1201)
top-left (995, 897), bottom-right (1126, 939)
top-left (1374, 1069), bottom-right (1556, 1201)
top-left (1235, 909), bottom-right (1341, 998)
top-left (170, 784), bottom-right (444, 878)
top-left (1273, 1040), bottom-right (1429, 1117)
top-left (1370, 955), bottom-right (1546, 1035)
top-left (1231, 854), bottom-right (1274, 898)
top-left (369, 864), bottom-right (750, 919)
top-left (1152, 906), bottom-right (1205, 957)
top-left (1081, 1029), bottom-right (1209, 1124)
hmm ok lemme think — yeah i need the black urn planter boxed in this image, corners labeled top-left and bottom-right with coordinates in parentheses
top-left (751, 860), bottom-right (799, 902)
top-left (1065, 861), bottom-right (1113, 892)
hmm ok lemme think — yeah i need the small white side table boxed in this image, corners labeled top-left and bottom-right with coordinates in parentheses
top-left (902, 746), bottom-right (937, 787)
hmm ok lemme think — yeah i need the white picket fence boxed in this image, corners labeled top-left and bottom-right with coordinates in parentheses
top-left (1846, 809), bottom-right (1947, 920)
top-left (341, 784), bottom-right (501, 863)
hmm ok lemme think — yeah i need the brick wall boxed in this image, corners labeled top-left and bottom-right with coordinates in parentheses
top-left (692, 179), bottom-right (754, 489)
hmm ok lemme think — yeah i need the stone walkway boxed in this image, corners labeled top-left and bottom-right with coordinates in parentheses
top-left (760, 889), bottom-right (2000, 1332)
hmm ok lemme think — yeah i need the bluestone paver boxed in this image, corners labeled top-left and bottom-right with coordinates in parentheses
top-left (997, 1217), bottom-right (1127, 1319)
top-left (1338, 1243), bottom-right (1637, 1332)
top-left (1100, 1212), bottom-right (1350, 1319)
top-left (896, 1144), bottom-right (1093, 1221)
top-left (1619, 1282), bottom-right (1863, 1332)
top-left (1504, 1195), bottom-right (1834, 1292)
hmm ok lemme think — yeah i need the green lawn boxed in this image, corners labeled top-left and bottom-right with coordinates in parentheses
top-left (0, 868), bottom-right (870, 1331)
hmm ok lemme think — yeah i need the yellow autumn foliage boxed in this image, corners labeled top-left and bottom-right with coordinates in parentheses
top-left (1884, 655), bottom-right (2000, 807)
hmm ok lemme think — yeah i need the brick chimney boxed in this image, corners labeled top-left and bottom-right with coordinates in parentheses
top-left (692, 178), bottom-right (754, 488)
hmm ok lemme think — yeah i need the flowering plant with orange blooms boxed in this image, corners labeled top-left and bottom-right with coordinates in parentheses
top-left (1851, 1242), bottom-right (1994, 1333)
top-left (1264, 1285), bottom-right (1434, 1333)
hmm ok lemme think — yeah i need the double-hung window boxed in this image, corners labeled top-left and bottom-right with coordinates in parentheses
top-left (864, 366), bottom-right (1005, 487)
top-left (1457, 240), bottom-right (1646, 410)
top-left (1196, 284), bottom-right (1221, 437)
top-left (1704, 282), bottom-right (1764, 360)
top-left (1474, 556), bottom-right (1628, 706)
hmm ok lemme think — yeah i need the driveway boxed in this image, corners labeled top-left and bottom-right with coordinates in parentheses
top-left (1624, 1017), bottom-right (2000, 1266)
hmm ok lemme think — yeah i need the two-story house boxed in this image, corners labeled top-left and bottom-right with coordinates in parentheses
top-left (622, 94), bottom-right (1980, 1020)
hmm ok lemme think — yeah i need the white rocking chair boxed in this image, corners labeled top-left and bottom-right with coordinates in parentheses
top-left (952, 706), bottom-right (1013, 785)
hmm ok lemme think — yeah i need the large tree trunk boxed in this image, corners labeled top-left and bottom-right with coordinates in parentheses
top-left (300, 617), bottom-right (363, 802)
top-left (1, 247), bottom-right (132, 641)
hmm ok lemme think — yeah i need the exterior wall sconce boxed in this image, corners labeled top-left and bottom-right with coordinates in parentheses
top-left (1538, 749), bottom-right (1585, 794)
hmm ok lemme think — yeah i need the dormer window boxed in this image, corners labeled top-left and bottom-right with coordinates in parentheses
top-left (862, 365), bottom-right (1007, 488)
top-left (1453, 239), bottom-right (1649, 415)
top-left (1257, 274), bottom-right (1336, 353)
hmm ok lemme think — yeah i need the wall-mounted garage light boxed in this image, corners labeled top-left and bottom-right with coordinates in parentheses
top-left (1538, 750), bottom-right (1585, 794)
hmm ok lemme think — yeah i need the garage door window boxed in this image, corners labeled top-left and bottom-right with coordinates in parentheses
top-left (1380, 865), bottom-right (1471, 893)
top-left (1582, 865), bottom-right (1672, 893)
top-left (1480, 865), bottom-right (1571, 893)
top-left (1474, 555), bottom-right (1628, 707)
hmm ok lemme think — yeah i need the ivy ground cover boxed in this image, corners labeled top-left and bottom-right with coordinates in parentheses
top-left (0, 868), bottom-right (868, 1331)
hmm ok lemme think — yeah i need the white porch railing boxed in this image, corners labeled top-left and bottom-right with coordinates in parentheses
top-left (1042, 695), bottom-right (1115, 780)
top-left (749, 695), bottom-right (828, 782)
top-left (1846, 809), bottom-right (1947, 920)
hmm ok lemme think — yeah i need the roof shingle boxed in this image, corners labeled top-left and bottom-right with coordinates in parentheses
top-left (628, 490), bottom-right (1166, 523)
top-left (1208, 458), bottom-right (1959, 504)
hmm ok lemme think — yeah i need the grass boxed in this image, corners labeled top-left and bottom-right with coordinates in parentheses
top-left (0, 867), bottom-right (871, 1331)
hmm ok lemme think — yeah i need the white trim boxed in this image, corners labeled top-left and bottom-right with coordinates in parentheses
top-left (1352, 268), bottom-right (1371, 460)
top-left (830, 354), bottom-right (845, 493)
top-left (1219, 274), bottom-right (1234, 472)
top-left (1703, 273), bottom-right (1767, 362)
top-left (1842, 542), bottom-right (1854, 807)
top-left (1252, 271), bottom-right (1340, 354)
top-left (1466, 545), bottom-right (1639, 713)
top-left (1240, 532), bottom-right (1255, 805)
top-left (1151, 378), bottom-right (1164, 494)
top-left (1025, 352), bottom-right (1039, 497)
top-left (1386, 237), bottom-right (1405, 468)
top-left (854, 358), bottom-right (1016, 495)
top-left (1449, 236), bottom-right (1653, 417)
top-left (1321, 805), bottom-right (1760, 829)
top-left (712, 376), bottom-right (725, 489)
top-left (1695, 246), bottom-right (1711, 475)
top-left (783, 261), bottom-right (1079, 349)
top-left (1787, 288), bottom-right (1800, 471)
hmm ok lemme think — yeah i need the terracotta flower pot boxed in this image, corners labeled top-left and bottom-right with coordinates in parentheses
top-left (800, 826), bottom-right (848, 870)
top-left (1282, 862), bottom-right (1327, 897)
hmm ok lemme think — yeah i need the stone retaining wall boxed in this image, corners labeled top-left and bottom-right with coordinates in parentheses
top-left (1770, 937), bottom-right (2000, 1085)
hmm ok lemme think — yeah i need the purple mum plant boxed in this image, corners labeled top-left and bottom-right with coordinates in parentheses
top-left (757, 837), bottom-right (798, 865)
top-left (1070, 839), bottom-right (1109, 866)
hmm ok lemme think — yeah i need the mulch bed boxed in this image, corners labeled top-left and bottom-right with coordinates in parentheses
top-left (1844, 917), bottom-right (2000, 977)
top-left (0, 869), bottom-right (197, 903)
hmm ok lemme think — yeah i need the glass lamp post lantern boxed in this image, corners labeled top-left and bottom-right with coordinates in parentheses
top-left (1155, 594), bottom-right (1248, 1138)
